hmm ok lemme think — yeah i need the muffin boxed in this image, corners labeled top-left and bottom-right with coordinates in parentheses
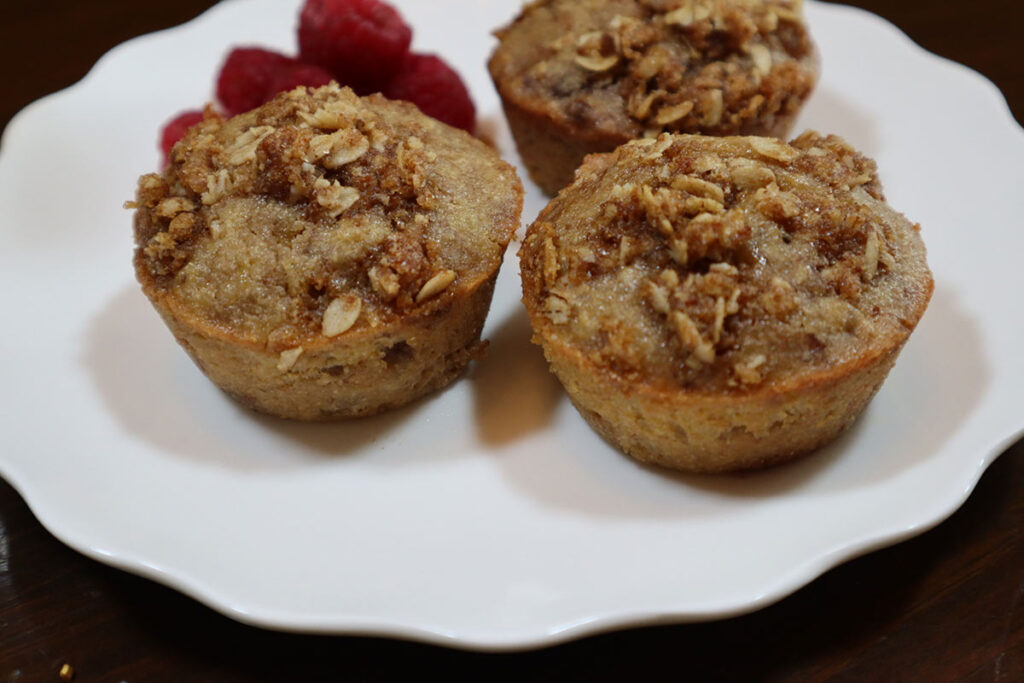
top-left (520, 132), bottom-right (932, 473)
top-left (130, 84), bottom-right (523, 420)
top-left (489, 0), bottom-right (819, 195)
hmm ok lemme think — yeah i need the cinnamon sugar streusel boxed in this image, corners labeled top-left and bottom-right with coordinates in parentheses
top-left (520, 132), bottom-right (932, 472)
top-left (130, 85), bottom-right (522, 419)
top-left (489, 0), bottom-right (818, 195)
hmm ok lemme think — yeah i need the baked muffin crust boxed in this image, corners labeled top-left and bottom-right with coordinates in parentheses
top-left (489, 0), bottom-right (818, 195)
top-left (520, 132), bottom-right (932, 472)
top-left (132, 85), bottom-right (522, 419)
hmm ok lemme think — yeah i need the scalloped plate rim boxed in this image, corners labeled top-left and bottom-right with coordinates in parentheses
top-left (1, 0), bottom-right (1023, 652)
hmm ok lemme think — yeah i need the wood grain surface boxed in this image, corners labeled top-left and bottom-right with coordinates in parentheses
top-left (1, 1), bottom-right (1022, 680)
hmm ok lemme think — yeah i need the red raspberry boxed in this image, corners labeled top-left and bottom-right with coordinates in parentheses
top-left (216, 48), bottom-right (294, 116)
top-left (216, 48), bottom-right (334, 117)
top-left (383, 54), bottom-right (476, 133)
top-left (265, 62), bottom-right (335, 99)
top-left (160, 110), bottom-right (205, 166)
top-left (298, 0), bottom-right (412, 94)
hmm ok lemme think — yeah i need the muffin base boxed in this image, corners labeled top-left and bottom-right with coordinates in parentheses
top-left (501, 93), bottom-right (803, 198)
top-left (501, 98), bottom-right (630, 198)
top-left (539, 336), bottom-right (904, 474)
top-left (148, 275), bottom-right (498, 421)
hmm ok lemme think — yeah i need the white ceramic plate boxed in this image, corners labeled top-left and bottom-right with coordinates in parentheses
top-left (1, 0), bottom-right (1022, 651)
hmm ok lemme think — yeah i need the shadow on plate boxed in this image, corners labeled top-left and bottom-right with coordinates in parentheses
top-left (490, 285), bottom-right (991, 516)
top-left (83, 277), bottom-right (988, 519)
top-left (82, 285), bottom-right (433, 471)
top-left (81, 284), bottom-right (566, 472)
top-left (471, 307), bottom-right (564, 449)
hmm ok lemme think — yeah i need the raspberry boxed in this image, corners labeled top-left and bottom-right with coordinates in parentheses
top-left (265, 62), bottom-right (335, 99)
top-left (160, 110), bottom-right (205, 166)
top-left (216, 48), bottom-right (294, 116)
top-left (383, 54), bottom-right (476, 133)
top-left (216, 48), bottom-right (333, 117)
top-left (298, 0), bottom-right (412, 94)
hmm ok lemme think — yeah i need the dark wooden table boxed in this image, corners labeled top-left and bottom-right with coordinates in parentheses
top-left (2, 1), bottom-right (1022, 680)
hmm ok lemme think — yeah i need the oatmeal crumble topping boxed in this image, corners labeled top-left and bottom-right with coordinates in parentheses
top-left (415, 269), bottom-right (458, 302)
top-left (491, 0), bottom-right (817, 138)
top-left (522, 131), bottom-right (931, 391)
top-left (321, 294), bottom-right (363, 337)
top-left (276, 346), bottom-right (304, 372)
top-left (130, 85), bottom-right (516, 350)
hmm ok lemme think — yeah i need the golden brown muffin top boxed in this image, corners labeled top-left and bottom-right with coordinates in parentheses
top-left (130, 85), bottom-right (522, 350)
top-left (520, 132), bottom-right (933, 392)
top-left (490, 0), bottom-right (817, 139)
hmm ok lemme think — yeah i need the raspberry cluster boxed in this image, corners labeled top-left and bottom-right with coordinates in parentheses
top-left (217, 48), bottom-right (334, 117)
top-left (161, 0), bottom-right (476, 164)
